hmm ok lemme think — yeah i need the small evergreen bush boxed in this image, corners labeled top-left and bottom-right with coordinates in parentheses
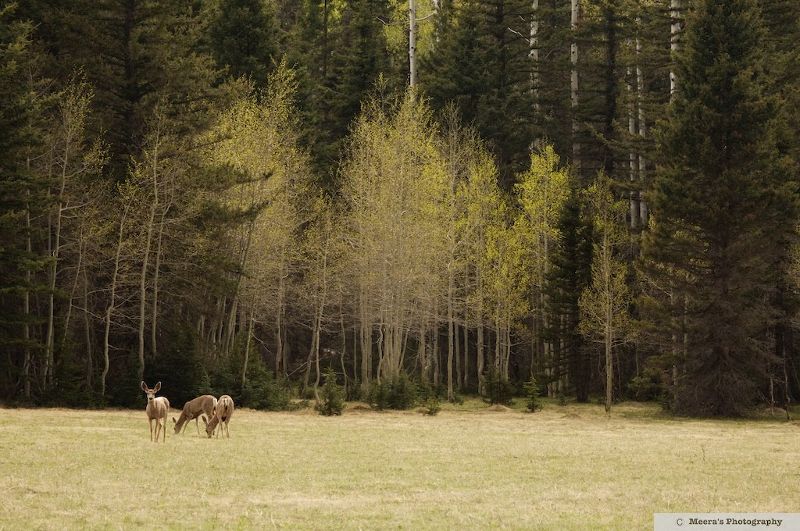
top-left (316, 369), bottom-right (345, 416)
top-left (483, 368), bottom-right (515, 405)
top-left (523, 376), bottom-right (542, 412)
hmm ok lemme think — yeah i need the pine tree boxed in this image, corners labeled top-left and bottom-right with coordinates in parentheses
top-left (546, 186), bottom-right (593, 401)
top-left (642, 0), bottom-right (797, 416)
top-left (0, 9), bottom-right (49, 398)
top-left (422, 0), bottom-right (534, 188)
top-left (208, 0), bottom-right (279, 86)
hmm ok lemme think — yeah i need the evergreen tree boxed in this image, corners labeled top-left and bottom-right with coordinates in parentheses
top-left (208, 0), bottom-right (279, 86)
top-left (324, 0), bottom-right (392, 178)
top-left (546, 186), bottom-right (593, 401)
top-left (642, 0), bottom-right (797, 416)
top-left (422, 0), bottom-right (534, 188)
top-left (0, 9), bottom-right (48, 399)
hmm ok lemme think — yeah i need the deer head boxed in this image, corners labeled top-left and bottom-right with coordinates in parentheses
top-left (140, 381), bottom-right (161, 403)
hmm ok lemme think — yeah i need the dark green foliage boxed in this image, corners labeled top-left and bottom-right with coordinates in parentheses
top-left (557, 389), bottom-right (567, 406)
top-left (422, 396), bottom-right (441, 416)
top-left (523, 376), bottom-right (542, 412)
top-left (483, 368), bottom-right (515, 405)
top-left (641, 0), bottom-right (797, 416)
top-left (208, 0), bottom-right (279, 86)
top-left (627, 367), bottom-right (666, 402)
top-left (422, 0), bottom-right (535, 187)
top-left (0, 9), bottom-right (49, 400)
top-left (388, 373), bottom-right (417, 410)
top-left (144, 322), bottom-right (204, 408)
top-left (346, 378), bottom-right (362, 401)
top-left (546, 187), bottom-right (594, 402)
top-left (368, 373), bottom-right (418, 411)
top-left (238, 358), bottom-right (292, 411)
top-left (367, 380), bottom-right (390, 410)
top-left (316, 368), bottom-right (344, 416)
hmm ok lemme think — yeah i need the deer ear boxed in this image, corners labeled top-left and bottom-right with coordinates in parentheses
top-left (140, 381), bottom-right (147, 391)
top-left (172, 417), bottom-right (176, 424)
top-left (201, 416), bottom-right (207, 425)
top-left (154, 382), bottom-right (161, 392)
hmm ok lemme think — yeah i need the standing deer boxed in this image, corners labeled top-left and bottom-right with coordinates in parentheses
top-left (141, 381), bottom-right (170, 443)
top-left (172, 395), bottom-right (218, 436)
top-left (203, 395), bottom-right (234, 438)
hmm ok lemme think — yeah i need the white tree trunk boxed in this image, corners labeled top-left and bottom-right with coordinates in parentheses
top-left (409, 0), bottom-right (417, 87)
top-left (102, 205), bottom-right (129, 397)
top-left (570, 0), bottom-right (581, 171)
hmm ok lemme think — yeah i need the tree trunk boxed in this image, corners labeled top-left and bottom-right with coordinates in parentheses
top-left (150, 209), bottom-right (167, 358)
top-left (463, 322), bottom-right (469, 389)
top-left (45, 131), bottom-right (72, 389)
top-left (627, 64), bottom-right (640, 229)
top-left (23, 188), bottom-right (32, 399)
top-left (409, 0), bottom-right (417, 87)
top-left (447, 265), bottom-right (455, 401)
top-left (570, 0), bottom-right (581, 173)
top-left (102, 204), bottom-right (129, 398)
top-left (83, 266), bottom-right (92, 390)
top-left (530, 0), bottom-right (540, 113)
top-left (670, 0), bottom-right (682, 98)
top-left (477, 323), bottom-right (484, 394)
top-left (635, 32), bottom-right (648, 225)
top-left (455, 321), bottom-right (461, 391)
top-left (242, 315), bottom-right (253, 387)
top-left (138, 132), bottom-right (160, 382)
top-left (62, 229), bottom-right (85, 351)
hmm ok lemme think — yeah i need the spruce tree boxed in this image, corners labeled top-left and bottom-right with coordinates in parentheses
top-left (642, 0), bottom-right (796, 416)
top-left (0, 9), bottom-right (50, 399)
top-left (422, 0), bottom-right (534, 188)
top-left (546, 187), bottom-right (593, 401)
top-left (208, 0), bottom-right (279, 86)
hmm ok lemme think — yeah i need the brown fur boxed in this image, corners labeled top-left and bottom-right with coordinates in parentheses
top-left (204, 395), bottom-right (234, 438)
top-left (172, 395), bottom-right (218, 436)
top-left (141, 381), bottom-right (170, 443)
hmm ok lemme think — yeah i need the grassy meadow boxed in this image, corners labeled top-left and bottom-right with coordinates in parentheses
top-left (1, 401), bottom-right (799, 529)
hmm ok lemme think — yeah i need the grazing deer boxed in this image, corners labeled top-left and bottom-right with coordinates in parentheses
top-left (203, 395), bottom-right (234, 438)
top-left (172, 395), bottom-right (218, 436)
top-left (141, 381), bottom-right (170, 443)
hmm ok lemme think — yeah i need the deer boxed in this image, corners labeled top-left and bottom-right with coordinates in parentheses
top-left (141, 381), bottom-right (170, 443)
top-left (172, 395), bottom-right (218, 436)
top-left (203, 394), bottom-right (234, 438)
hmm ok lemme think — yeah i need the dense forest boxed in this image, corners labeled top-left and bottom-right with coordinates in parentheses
top-left (1, 0), bottom-right (798, 416)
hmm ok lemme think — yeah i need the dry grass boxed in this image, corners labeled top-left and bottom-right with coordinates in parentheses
top-left (1, 401), bottom-right (798, 529)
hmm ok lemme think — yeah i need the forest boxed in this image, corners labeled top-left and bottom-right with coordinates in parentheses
top-left (1, 0), bottom-right (798, 417)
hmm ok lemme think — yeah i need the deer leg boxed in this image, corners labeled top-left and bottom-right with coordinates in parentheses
top-left (149, 418), bottom-right (154, 441)
top-left (162, 417), bottom-right (166, 442)
top-left (195, 417), bottom-right (200, 436)
top-left (154, 418), bottom-right (160, 443)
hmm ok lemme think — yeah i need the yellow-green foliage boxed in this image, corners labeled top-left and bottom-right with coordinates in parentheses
top-left (579, 173), bottom-right (632, 344)
top-left (2, 406), bottom-right (798, 529)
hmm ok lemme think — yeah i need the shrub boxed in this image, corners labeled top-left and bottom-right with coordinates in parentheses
top-left (238, 357), bottom-right (291, 411)
top-left (368, 381), bottom-right (391, 410)
top-left (628, 367), bottom-right (666, 402)
top-left (368, 373), bottom-right (419, 410)
top-left (483, 368), bottom-right (515, 405)
top-left (557, 389), bottom-right (568, 406)
top-left (523, 376), bottom-right (542, 412)
top-left (316, 369), bottom-right (345, 416)
top-left (389, 373), bottom-right (418, 410)
top-left (346, 378), bottom-right (362, 402)
top-left (423, 396), bottom-right (441, 416)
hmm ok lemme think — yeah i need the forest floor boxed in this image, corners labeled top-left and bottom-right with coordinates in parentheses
top-left (1, 400), bottom-right (799, 529)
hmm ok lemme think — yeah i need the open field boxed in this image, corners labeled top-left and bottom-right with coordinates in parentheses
top-left (1, 401), bottom-right (799, 529)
